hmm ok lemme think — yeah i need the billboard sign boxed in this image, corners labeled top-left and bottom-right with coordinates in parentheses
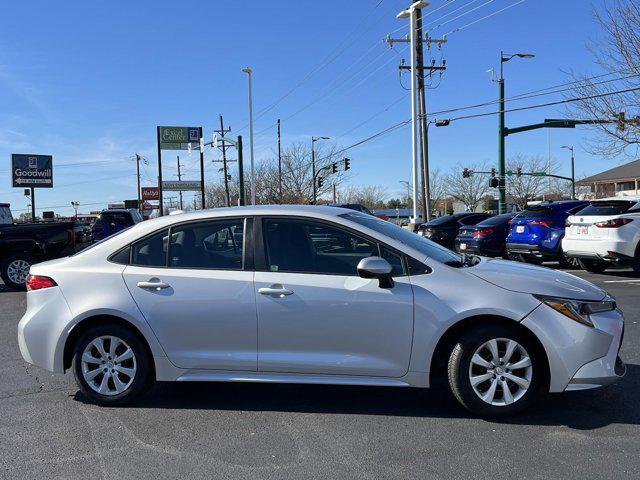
top-left (159, 127), bottom-right (200, 150)
top-left (12, 154), bottom-right (53, 188)
top-left (141, 187), bottom-right (160, 201)
top-left (162, 180), bottom-right (202, 191)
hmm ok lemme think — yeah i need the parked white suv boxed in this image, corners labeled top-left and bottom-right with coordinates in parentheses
top-left (563, 196), bottom-right (640, 273)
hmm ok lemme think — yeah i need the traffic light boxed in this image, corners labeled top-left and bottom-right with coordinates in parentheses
top-left (318, 178), bottom-right (324, 188)
top-left (462, 168), bottom-right (470, 178)
top-left (331, 162), bottom-right (338, 174)
top-left (344, 157), bottom-right (350, 170)
top-left (516, 166), bottom-right (522, 177)
top-left (490, 177), bottom-right (500, 188)
top-left (490, 167), bottom-right (497, 177)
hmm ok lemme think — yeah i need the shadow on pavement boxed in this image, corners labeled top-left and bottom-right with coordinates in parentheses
top-left (74, 364), bottom-right (640, 430)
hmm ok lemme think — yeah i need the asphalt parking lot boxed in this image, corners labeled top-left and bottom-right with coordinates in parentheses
top-left (1, 266), bottom-right (639, 480)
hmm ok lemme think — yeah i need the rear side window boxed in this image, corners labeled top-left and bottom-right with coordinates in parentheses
top-left (459, 215), bottom-right (487, 225)
top-left (168, 219), bottom-right (244, 270)
top-left (131, 229), bottom-right (169, 267)
top-left (101, 212), bottom-right (133, 225)
top-left (575, 201), bottom-right (636, 216)
top-left (476, 214), bottom-right (515, 227)
top-left (518, 207), bottom-right (553, 218)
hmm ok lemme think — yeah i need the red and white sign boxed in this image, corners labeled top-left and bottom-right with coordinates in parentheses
top-left (141, 187), bottom-right (160, 201)
top-left (142, 201), bottom-right (154, 217)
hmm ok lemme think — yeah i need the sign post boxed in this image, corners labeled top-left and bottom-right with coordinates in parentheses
top-left (12, 154), bottom-right (53, 222)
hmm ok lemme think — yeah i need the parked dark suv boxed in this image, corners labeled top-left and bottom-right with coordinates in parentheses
top-left (419, 212), bottom-right (492, 249)
top-left (454, 212), bottom-right (518, 257)
top-left (91, 209), bottom-right (142, 242)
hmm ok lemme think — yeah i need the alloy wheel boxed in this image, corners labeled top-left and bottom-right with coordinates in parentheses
top-left (81, 335), bottom-right (137, 396)
top-left (468, 338), bottom-right (533, 406)
top-left (7, 259), bottom-right (30, 285)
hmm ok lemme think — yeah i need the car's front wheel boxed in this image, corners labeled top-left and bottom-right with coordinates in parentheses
top-left (447, 324), bottom-right (545, 417)
top-left (72, 324), bottom-right (153, 406)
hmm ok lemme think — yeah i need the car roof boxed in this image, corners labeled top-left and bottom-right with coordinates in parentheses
top-left (589, 196), bottom-right (640, 202)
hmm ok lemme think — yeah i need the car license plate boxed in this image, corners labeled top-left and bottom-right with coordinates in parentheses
top-left (459, 243), bottom-right (467, 250)
top-left (577, 226), bottom-right (589, 235)
top-left (516, 226), bottom-right (525, 233)
top-left (424, 231), bottom-right (432, 238)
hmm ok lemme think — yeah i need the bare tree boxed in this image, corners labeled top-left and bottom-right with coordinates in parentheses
top-left (339, 185), bottom-right (388, 210)
top-left (205, 141), bottom-right (349, 206)
top-left (506, 154), bottom-right (548, 209)
top-left (568, 0), bottom-right (640, 157)
top-left (428, 167), bottom-right (447, 213)
top-left (446, 162), bottom-right (490, 212)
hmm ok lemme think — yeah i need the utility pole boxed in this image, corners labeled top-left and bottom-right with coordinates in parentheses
top-left (277, 118), bottom-right (283, 201)
top-left (214, 115), bottom-right (232, 207)
top-left (156, 126), bottom-right (163, 216)
top-left (176, 156), bottom-right (183, 210)
top-left (332, 184), bottom-right (337, 203)
top-left (198, 126), bottom-right (205, 210)
top-left (135, 153), bottom-right (142, 215)
top-left (389, 2), bottom-right (444, 224)
top-left (237, 136), bottom-right (246, 206)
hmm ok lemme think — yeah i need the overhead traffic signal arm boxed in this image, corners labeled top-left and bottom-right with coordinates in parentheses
top-left (503, 118), bottom-right (613, 137)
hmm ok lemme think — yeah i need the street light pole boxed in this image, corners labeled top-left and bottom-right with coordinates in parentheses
top-left (242, 67), bottom-right (256, 205)
top-left (562, 145), bottom-right (576, 199)
top-left (498, 51), bottom-right (535, 214)
top-left (311, 136), bottom-right (330, 204)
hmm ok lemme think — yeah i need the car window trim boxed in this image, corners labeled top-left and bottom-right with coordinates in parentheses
top-left (254, 215), bottom-right (424, 277)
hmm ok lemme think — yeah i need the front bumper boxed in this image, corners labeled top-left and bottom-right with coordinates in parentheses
top-left (522, 302), bottom-right (625, 392)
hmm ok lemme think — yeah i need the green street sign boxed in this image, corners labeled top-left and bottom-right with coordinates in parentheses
top-left (159, 126), bottom-right (200, 149)
top-left (531, 172), bottom-right (546, 177)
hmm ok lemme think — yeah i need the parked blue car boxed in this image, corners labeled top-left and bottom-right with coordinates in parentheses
top-left (506, 200), bottom-right (588, 266)
top-left (454, 212), bottom-right (518, 257)
top-left (91, 209), bottom-right (142, 242)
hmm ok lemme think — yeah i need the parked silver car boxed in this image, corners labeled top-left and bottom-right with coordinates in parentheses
top-left (18, 205), bottom-right (625, 417)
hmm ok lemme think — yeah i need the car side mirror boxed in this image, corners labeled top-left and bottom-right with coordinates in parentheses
top-left (357, 256), bottom-right (394, 289)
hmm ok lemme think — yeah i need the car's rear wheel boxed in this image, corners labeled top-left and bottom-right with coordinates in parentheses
top-left (447, 324), bottom-right (545, 417)
top-left (0, 254), bottom-right (32, 290)
top-left (578, 258), bottom-right (609, 274)
top-left (72, 324), bottom-right (153, 406)
top-left (558, 251), bottom-right (580, 269)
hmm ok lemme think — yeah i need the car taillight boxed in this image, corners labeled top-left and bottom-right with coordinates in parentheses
top-left (472, 228), bottom-right (494, 238)
top-left (66, 228), bottom-right (76, 246)
top-left (529, 220), bottom-right (550, 228)
top-left (595, 218), bottom-right (633, 228)
top-left (25, 275), bottom-right (57, 291)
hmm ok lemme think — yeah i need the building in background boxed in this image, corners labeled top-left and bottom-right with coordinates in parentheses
top-left (577, 159), bottom-right (640, 198)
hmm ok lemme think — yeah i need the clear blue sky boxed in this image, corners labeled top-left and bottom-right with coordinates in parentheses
top-left (0, 0), bottom-right (620, 216)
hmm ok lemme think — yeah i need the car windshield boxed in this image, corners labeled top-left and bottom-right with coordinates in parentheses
top-left (476, 213), bottom-right (516, 227)
top-left (425, 215), bottom-right (460, 226)
top-left (518, 206), bottom-right (553, 218)
top-left (339, 212), bottom-right (462, 265)
top-left (575, 200), bottom-right (639, 216)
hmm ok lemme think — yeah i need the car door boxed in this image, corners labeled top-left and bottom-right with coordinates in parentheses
top-left (122, 217), bottom-right (257, 371)
top-left (254, 216), bottom-right (414, 378)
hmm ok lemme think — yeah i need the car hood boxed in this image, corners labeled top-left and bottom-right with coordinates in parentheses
top-left (467, 258), bottom-right (606, 301)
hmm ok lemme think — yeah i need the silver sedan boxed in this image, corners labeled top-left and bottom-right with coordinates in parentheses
top-left (18, 205), bottom-right (625, 417)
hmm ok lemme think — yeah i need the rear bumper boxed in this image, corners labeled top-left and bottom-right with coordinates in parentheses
top-left (454, 239), bottom-right (503, 257)
top-left (521, 303), bottom-right (625, 392)
top-left (506, 242), bottom-right (556, 258)
top-left (562, 238), bottom-right (635, 264)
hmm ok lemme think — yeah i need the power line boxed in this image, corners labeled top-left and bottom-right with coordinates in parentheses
top-left (236, 0), bottom-right (389, 133)
top-left (444, 0), bottom-right (526, 36)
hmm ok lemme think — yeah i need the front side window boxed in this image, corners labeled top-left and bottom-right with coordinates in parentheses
top-left (131, 229), bottom-right (169, 267)
top-left (169, 219), bottom-right (244, 269)
top-left (263, 218), bottom-right (378, 275)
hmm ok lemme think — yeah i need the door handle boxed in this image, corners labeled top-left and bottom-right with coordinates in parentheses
top-left (258, 284), bottom-right (294, 297)
top-left (137, 279), bottom-right (170, 291)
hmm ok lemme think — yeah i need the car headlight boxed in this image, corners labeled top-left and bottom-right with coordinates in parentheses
top-left (534, 294), bottom-right (616, 327)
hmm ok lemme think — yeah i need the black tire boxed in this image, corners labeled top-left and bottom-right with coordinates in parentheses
top-left (447, 323), bottom-right (546, 418)
top-left (0, 254), bottom-right (33, 290)
top-left (558, 251), bottom-right (580, 269)
top-left (578, 258), bottom-right (609, 274)
top-left (72, 323), bottom-right (153, 406)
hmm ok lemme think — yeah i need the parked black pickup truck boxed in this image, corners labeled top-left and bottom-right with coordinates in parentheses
top-left (0, 222), bottom-right (77, 289)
